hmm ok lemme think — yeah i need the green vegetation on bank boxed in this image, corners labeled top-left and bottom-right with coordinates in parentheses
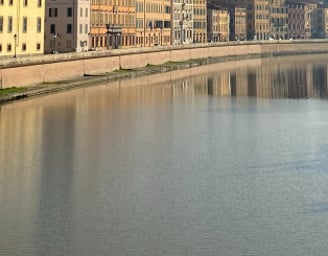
top-left (0, 87), bottom-right (26, 96)
top-left (114, 67), bottom-right (134, 73)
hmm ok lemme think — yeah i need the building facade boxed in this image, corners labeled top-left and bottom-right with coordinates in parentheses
top-left (45, 0), bottom-right (90, 53)
top-left (304, 2), bottom-right (318, 38)
top-left (252, 0), bottom-right (270, 40)
top-left (207, 4), bottom-right (218, 42)
top-left (318, 6), bottom-right (328, 38)
top-left (90, 0), bottom-right (136, 49)
top-left (138, 0), bottom-right (171, 47)
top-left (229, 6), bottom-right (246, 41)
top-left (217, 7), bottom-right (229, 41)
top-left (0, 0), bottom-right (45, 57)
top-left (193, 0), bottom-right (207, 43)
top-left (269, 0), bottom-right (288, 39)
top-left (210, 0), bottom-right (270, 40)
top-left (172, 0), bottom-right (193, 44)
top-left (287, 1), bottom-right (305, 39)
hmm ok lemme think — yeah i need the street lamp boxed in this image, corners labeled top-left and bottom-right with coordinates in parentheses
top-left (141, 31), bottom-right (143, 47)
top-left (112, 5), bottom-right (118, 49)
top-left (13, 34), bottom-right (17, 58)
top-left (105, 5), bottom-right (121, 49)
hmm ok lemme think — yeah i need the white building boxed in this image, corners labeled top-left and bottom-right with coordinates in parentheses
top-left (45, 0), bottom-right (90, 53)
top-left (172, 0), bottom-right (193, 44)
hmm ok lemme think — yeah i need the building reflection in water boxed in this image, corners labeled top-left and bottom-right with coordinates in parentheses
top-left (169, 54), bottom-right (328, 99)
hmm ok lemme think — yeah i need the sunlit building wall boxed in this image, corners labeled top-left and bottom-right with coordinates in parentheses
top-left (209, 0), bottom-right (269, 40)
top-left (90, 0), bottom-right (136, 49)
top-left (0, 0), bottom-right (45, 57)
top-left (139, 0), bottom-right (171, 47)
top-left (217, 7), bottom-right (229, 41)
top-left (207, 5), bottom-right (229, 42)
top-left (45, 0), bottom-right (90, 53)
top-left (172, 0), bottom-right (193, 44)
top-left (207, 5), bottom-right (219, 42)
top-left (193, 0), bottom-right (207, 43)
top-left (229, 6), bottom-right (247, 41)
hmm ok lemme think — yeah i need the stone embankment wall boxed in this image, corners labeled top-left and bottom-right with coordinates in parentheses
top-left (1, 40), bottom-right (328, 89)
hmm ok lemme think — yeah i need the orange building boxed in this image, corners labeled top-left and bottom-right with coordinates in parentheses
top-left (90, 0), bottom-right (136, 49)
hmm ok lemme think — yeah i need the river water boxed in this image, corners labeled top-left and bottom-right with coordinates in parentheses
top-left (1, 54), bottom-right (328, 256)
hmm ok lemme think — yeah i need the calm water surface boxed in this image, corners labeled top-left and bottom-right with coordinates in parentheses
top-left (1, 55), bottom-right (328, 256)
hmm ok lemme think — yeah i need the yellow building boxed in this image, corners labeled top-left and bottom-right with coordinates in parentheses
top-left (210, 0), bottom-right (270, 40)
top-left (229, 6), bottom-right (247, 41)
top-left (0, 0), bottom-right (45, 57)
top-left (207, 5), bottom-right (229, 42)
top-left (135, 0), bottom-right (171, 47)
top-left (217, 8), bottom-right (229, 41)
top-left (193, 0), bottom-right (207, 43)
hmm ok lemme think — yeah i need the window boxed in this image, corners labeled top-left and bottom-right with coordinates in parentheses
top-left (80, 8), bottom-right (83, 17)
top-left (67, 24), bottom-right (72, 33)
top-left (0, 44), bottom-right (2, 52)
top-left (9, 0), bottom-right (13, 5)
top-left (85, 8), bottom-right (88, 17)
top-left (7, 44), bottom-right (12, 52)
top-left (164, 20), bottom-right (170, 28)
top-left (49, 8), bottom-right (58, 17)
top-left (36, 43), bottom-right (41, 50)
top-left (37, 17), bottom-right (41, 32)
top-left (155, 20), bottom-right (162, 29)
top-left (22, 43), bottom-right (26, 51)
top-left (0, 16), bottom-right (3, 32)
top-left (23, 0), bottom-right (27, 6)
top-left (79, 24), bottom-right (82, 33)
top-left (0, 0), bottom-right (3, 5)
top-left (50, 24), bottom-right (55, 33)
top-left (85, 24), bottom-right (88, 33)
top-left (67, 7), bottom-right (72, 17)
top-left (38, 0), bottom-right (41, 7)
top-left (8, 16), bottom-right (12, 32)
top-left (22, 17), bottom-right (27, 33)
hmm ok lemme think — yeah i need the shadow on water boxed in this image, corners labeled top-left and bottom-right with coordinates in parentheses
top-left (35, 104), bottom-right (76, 256)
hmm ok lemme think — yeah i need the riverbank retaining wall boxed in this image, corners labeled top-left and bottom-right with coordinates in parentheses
top-left (1, 40), bottom-right (328, 89)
